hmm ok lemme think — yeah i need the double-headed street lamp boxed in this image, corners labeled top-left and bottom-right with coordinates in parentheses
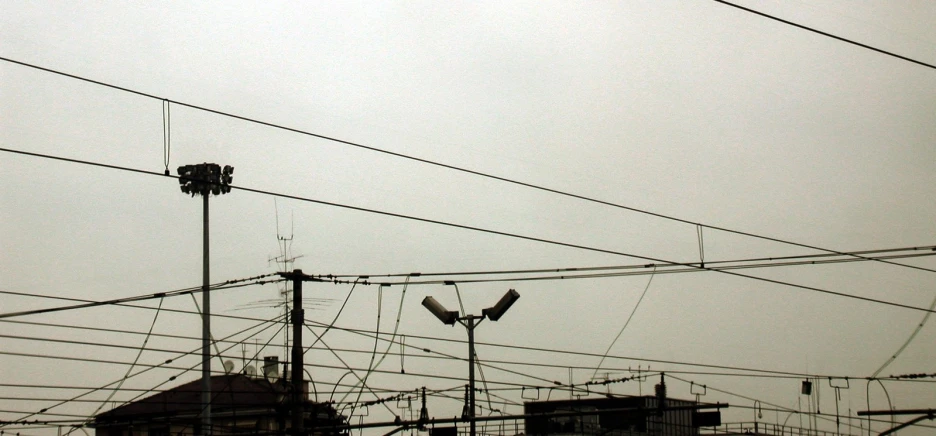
top-left (177, 163), bottom-right (233, 436)
top-left (421, 289), bottom-right (520, 436)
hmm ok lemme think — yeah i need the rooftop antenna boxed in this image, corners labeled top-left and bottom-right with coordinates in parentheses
top-left (265, 200), bottom-right (305, 357)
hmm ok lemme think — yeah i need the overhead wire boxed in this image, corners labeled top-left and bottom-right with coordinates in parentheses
top-left (14, 324), bottom-right (926, 417)
top-left (712, 0), bottom-right (936, 71)
top-left (0, 273), bottom-right (281, 319)
top-left (80, 320), bottom-right (291, 436)
top-left (328, 245), bottom-right (936, 279)
top-left (1, 270), bottom-right (928, 418)
top-left (0, 319), bottom-right (231, 345)
top-left (592, 266), bottom-right (657, 379)
top-left (302, 342), bottom-right (936, 384)
top-left (337, 278), bottom-right (412, 412)
top-left (324, 251), bottom-right (936, 287)
top-left (346, 284), bottom-right (385, 417)
top-left (309, 322), bottom-right (607, 392)
top-left (2, 147), bottom-right (935, 316)
top-left (870, 291), bottom-right (936, 378)
top-left (2, 55), bottom-right (934, 278)
top-left (1, 301), bottom-right (882, 385)
top-left (663, 374), bottom-right (897, 435)
top-left (1, 315), bottom-right (894, 405)
top-left (302, 324), bottom-right (397, 416)
top-left (0, 314), bottom-right (283, 427)
top-left (0, 333), bottom-right (268, 365)
top-left (302, 319), bottom-right (875, 380)
top-left (304, 279), bottom-right (359, 354)
top-left (11, 322), bottom-right (931, 408)
top-left (143, 320), bottom-right (291, 436)
top-left (0, 287), bottom-right (287, 325)
top-left (187, 292), bottom-right (233, 369)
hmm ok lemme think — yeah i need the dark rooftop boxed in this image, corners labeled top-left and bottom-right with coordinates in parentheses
top-left (94, 374), bottom-right (287, 423)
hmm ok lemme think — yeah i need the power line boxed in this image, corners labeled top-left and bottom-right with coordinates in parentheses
top-left (0, 274), bottom-right (281, 319)
top-left (0, 273), bottom-right (908, 388)
top-left (664, 374), bottom-right (936, 434)
top-left (327, 245), bottom-right (936, 280)
top-left (0, 288), bottom-right (287, 325)
top-left (593, 267), bottom-right (657, 379)
top-left (0, 295), bottom-right (876, 384)
top-left (335, 251), bottom-right (936, 286)
top-left (303, 320), bottom-right (856, 381)
top-left (0, 319), bottom-right (249, 345)
top-left (0, 315), bottom-right (283, 427)
top-left (67, 321), bottom-right (290, 436)
top-left (3, 147), bottom-right (935, 316)
top-left (1, 319), bottom-right (878, 394)
top-left (2, 55), bottom-right (934, 276)
top-left (712, 0), bottom-right (936, 71)
top-left (9, 326), bottom-right (926, 406)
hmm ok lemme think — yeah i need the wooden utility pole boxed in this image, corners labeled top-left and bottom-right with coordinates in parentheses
top-left (289, 270), bottom-right (305, 436)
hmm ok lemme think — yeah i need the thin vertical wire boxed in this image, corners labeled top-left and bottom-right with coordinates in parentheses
top-left (162, 100), bottom-right (171, 175)
top-left (592, 267), bottom-right (657, 380)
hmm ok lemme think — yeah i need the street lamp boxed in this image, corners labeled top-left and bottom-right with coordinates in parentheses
top-left (177, 163), bottom-right (233, 436)
top-left (421, 288), bottom-right (520, 436)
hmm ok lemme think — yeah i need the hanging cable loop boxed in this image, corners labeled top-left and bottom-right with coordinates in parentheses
top-left (162, 99), bottom-right (171, 175)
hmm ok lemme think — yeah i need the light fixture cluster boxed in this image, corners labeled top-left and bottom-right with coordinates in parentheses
top-left (177, 163), bottom-right (234, 197)
top-left (421, 289), bottom-right (519, 325)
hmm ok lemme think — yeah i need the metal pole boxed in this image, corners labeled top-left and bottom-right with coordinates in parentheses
top-left (201, 193), bottom-right (211, 435)
top-left (467, 316), bottom-right (476, 436)
top-left (291, 270), bottom-right (305, 436)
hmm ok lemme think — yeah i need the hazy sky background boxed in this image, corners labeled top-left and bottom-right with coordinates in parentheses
top-left (2, 1), bottom-right (935, 435)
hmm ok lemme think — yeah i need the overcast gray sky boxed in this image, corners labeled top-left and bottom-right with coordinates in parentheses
top-left (2, 1), bottom-right (935, 435)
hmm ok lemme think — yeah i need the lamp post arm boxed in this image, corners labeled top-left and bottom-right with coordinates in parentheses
top-left (458, 314), bottom-right (485, 329)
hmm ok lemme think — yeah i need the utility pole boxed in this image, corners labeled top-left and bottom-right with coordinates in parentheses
top-left (285, 270), bottom-right (306, 436)
top-left (177, 163), bottom-right (234, 436)
top-left (466, 315), bottom-right (478, 436)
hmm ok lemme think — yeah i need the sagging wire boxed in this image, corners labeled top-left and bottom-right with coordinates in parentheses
top-left (451, 282), bottom-right (466, 317)
top-left (2, 314), bottom-right (283, 429)
top-left (306, 325), bottom-right (395, 416)
top-left (347, 284), bottom-right (383, 418)
top-left (592, 266), bottom-right (657, 379)
top-left (473, 349), bottom-right (495, 414)
top-left (305, 280), bottom-right (358, 354)
top-left (339, 277), bottom-right (411, 408)
top-left (870, 291), bottom-right (936, 378)
top-left (189, 292), bottom-right (227, 367)
top-left (162, 319), bottom-right (290, 436)
top-left (865, 379), bottom-right (894, 436)
top-left (82, 295), bottom-right (165, 419)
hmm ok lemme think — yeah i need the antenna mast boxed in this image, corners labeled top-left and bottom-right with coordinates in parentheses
top-left (269, 201), bottom-right (304, 358)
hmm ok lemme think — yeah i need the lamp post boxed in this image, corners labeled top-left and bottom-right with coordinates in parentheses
top-left (177, 163), bottom-right (234, 436)
top-left (421, 289), bottom-right (519, 436)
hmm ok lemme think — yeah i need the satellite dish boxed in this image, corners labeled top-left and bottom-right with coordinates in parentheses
top-left (223, 360), bottom-right (235, 374)
top-left (245, 365), bottom-right (257, 377)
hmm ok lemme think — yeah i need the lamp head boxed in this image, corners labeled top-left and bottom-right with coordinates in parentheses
top-left (422, 296), bottom-right (458, 325)
top-left (482, 289), bottom-right (519, 321)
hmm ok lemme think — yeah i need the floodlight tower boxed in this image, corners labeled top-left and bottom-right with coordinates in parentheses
top-left (177, 163), bottom-right (234, 436)
top-left (421, 289), bottom-right (519, 436)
